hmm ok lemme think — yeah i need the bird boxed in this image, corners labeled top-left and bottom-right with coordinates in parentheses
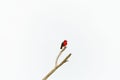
top-left (60, 40), bottom-right (67, 49)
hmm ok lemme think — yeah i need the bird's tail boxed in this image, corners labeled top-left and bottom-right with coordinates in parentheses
top-left (60, 46), bottom-right (62, 49)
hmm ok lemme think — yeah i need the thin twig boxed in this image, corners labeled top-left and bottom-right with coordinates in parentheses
top-left (55, 47), bottom-right (66, 66)
top-left (42, 53), bottom-right (72, 80)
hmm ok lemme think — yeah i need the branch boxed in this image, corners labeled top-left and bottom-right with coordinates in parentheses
top-left (42, 53), bottom-right (72, 80)
top-left (55, 47), bottom-right (66, 66)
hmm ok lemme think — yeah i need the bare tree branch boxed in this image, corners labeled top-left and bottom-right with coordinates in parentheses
top-left (42, 53), bottom-right (72, 80)
top-left (55, 47), bottom-right (66, 66)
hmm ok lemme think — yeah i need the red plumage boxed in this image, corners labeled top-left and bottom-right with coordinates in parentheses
top-left (60, 40), bottom-right (67, 49)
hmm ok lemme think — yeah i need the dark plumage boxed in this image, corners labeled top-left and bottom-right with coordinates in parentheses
top-left (60, 40), bottom-right (67, 49)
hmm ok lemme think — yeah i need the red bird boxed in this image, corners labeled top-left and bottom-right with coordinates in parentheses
top-left (60, 40), bottom-right (67, 49)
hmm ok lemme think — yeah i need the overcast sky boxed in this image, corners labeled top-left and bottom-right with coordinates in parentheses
top-left (0, 0), bottom-right (120, 80)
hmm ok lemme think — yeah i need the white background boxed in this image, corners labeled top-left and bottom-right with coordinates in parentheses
top-left (0, 0), bottom-right (120, 80)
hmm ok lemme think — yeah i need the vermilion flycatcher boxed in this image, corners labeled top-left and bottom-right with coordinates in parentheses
top-left (60, 40), bottom-right (67, 49)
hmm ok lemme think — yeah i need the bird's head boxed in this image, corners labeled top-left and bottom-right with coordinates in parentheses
top-left (64, 40), bottom-right (67, 42)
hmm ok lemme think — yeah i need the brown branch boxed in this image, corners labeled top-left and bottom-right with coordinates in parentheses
top-left (42, 53), bottom-right (72, 80)
top-left (55, 47), bottom-right (66, 66)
